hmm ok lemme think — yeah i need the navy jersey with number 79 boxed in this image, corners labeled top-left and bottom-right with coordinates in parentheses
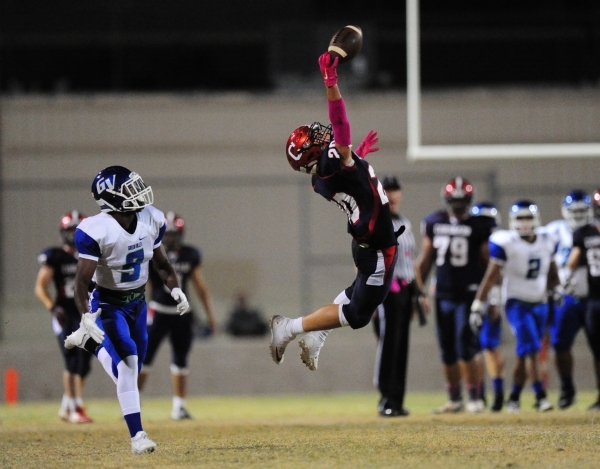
top-left (312, 141), bottom-right (396, 250)
top-left (422, 210), bottom-right (496, 300)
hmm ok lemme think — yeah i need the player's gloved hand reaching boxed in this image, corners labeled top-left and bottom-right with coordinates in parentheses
top-left (171, 287), bottom-right (190, 315)
top-left (64, 309), bottom-right (105, 349)
top-left (318, 52), bottom-right (339, 87)
top-left (355, 130), bottom-right (380, 158)
top-left (563, 275), bottom-right (577, 296)
top-left (469, 299), bottom-right (485, 335)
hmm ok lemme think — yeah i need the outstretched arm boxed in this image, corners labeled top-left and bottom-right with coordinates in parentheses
top-left (319, 52), bottom-right (352, 166)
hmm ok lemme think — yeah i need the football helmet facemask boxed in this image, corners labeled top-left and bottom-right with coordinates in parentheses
top-left (471, 202), bottom-right (501, 226)
top-left (286, 122), bottom-right (332, 174)
top-left (442, 177), bottom-right (474, 217)
top-left (561, 190), bottom-right (592, 229)
top-left (91, 166), bottom-right (153, 213)
top-left (509, 200), bottom-right (540, 237)
top-left (60, 210), bottom-right (86, 246)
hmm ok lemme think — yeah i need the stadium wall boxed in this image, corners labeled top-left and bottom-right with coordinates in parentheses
top-left (1, 88), bottom-right (599, 399)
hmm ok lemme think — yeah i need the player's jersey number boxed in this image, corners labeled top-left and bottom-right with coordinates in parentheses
top-left (120, 249), bottom-right (144, 282)
top-left (526, 258), bottom-right (541, 279)
top-left (586, 248), bottom-right (600, 277)
top-left (433, 235), bottom-right (468, 267)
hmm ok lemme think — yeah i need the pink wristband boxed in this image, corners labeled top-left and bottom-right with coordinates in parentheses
top-left (328, 98), bottom-right (351, 146)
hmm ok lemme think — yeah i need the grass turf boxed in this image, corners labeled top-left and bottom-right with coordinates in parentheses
top-left (1, 391), bottom-right (599, 469)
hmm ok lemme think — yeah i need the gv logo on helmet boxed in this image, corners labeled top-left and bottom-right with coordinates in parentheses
top-left (96, 175), bottom-right (116, 194)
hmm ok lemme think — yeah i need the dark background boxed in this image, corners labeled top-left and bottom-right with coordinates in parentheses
top-left (1, 0), bottom-right (599, 93)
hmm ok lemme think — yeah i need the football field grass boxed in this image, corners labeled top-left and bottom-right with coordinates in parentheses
top-left (1, 391), bottom-right (599, 469)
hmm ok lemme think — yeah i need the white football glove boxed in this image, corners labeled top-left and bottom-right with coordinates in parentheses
top-left (469, 299), bottom-right (485, 335)
top-left (64, 310), bottom-right (105, 349)
top-left (171, 287), bottom-right (190, 315)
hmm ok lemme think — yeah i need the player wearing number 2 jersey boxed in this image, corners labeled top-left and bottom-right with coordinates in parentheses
top-left (63, 166), bottom-right (190, 454)
top-left (415, 177), bottom-right (496, 414)
top-left (471, 200), bottom-right (559, 413)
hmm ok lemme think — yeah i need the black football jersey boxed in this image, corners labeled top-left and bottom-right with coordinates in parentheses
top-left (573, 224), bottom-right (600, 299)
top-left (312, 142), bottom-right (396, 249)
top-left (149, 245), bottom-right (201, 306)
top-left (37, 247), bottom-right (78, 315)
top-left (422, 210), bottom-right (496, 299)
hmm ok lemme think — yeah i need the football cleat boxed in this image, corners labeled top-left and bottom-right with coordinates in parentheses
top-left (58, 407), bottom-right (70, 422)
top-left (535, 397), bottom-right (554, 412)
top-left (558, 387), bottom-right (576, 410)
top-left (506, 399), bottom-right (521, 414)
top-left (69, 406), bottom-right (93, 423)
top-left (490, 392), bottom-right (504, 412)
top-left (131, 431), bottom-right (157, 455)
top-left (298, 332), bottom-right (326, 371)
top-left (432, 400), bottom-right (464, 415)
top-left (466, 399), bottom-right (486, 414)
top-left (171, 407), bottom-right (193, 421)
top-left (269, 315), bottom-right (296, 365)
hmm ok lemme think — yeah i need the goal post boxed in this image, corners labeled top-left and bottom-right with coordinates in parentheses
top-left (405, 0), bottom-right (600, 161)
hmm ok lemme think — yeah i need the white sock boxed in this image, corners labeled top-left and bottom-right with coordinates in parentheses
top-left (116, 356), bottom-right (141, 415)
top-left (288, 317), bottom-right (305, 336)
top-left (67, 397), bottom-right (76, 412)
top-left (75, 397), bottom-right (84, 408)
top-left (173, 396), bottom-right (185, 410)
top-left (61, 394), bottom-right (70, 411)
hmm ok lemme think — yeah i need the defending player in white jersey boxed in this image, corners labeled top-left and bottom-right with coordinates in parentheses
top-left (545, 190), bottom-right (593, 409)
top-left (64, 166), bottom-right (190, 454)
top-left (470, 200), bottom-right (560, 413)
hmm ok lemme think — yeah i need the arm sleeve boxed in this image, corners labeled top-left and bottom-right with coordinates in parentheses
top-left (75, 228), bottom-right (101, 261)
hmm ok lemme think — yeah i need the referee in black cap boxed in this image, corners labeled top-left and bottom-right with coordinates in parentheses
top-left (373, 175), bottom-right (424, 417)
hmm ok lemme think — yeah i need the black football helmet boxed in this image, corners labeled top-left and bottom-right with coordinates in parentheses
top-left (286, 122), bottom-right (332, 174)
top-left (91, 166), bottom-right (153, 213)
top-left (60, 210), bottom-right (86, 246)
top-left (442, 176), bottom-right (474, 217)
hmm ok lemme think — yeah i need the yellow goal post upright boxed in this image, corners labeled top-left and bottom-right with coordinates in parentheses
top-left (405, 0), bottom-right (600, 161)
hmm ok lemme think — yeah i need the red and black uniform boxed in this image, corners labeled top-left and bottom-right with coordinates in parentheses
top-left (312, 142), bottom-right (398, 329)
top-left (38, 247), bottom-right (92, 378)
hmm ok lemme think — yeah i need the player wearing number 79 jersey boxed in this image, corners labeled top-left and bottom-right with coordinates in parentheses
top-left (415, 177), bottom-right (496, 414)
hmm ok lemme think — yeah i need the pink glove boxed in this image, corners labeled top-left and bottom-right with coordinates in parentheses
top-left (355, 130), bottom-right (380, 158)
top-left (390, 278), bottom-right (401, 293)
top-left (319, 52), bottom-right (339, 87)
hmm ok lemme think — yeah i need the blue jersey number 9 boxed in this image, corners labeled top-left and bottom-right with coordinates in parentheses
top-left (121, 249), bottom-right (144, 282)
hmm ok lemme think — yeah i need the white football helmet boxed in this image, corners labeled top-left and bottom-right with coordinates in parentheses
top-left (509, 200), bottom-right (540, 236)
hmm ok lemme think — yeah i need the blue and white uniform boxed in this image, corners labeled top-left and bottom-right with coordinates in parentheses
top-left (489, 229), bottom-right (557, 356)
top-left (545, 219), bottom-right (589, 352)
top-left (75, 206), bottom-right (166, 370)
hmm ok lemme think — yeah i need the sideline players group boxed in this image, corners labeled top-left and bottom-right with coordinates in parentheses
top-left (33, 48), bottom-right (600, 454)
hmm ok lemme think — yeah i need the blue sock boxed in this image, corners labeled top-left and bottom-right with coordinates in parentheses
top-left (510, 383), bottom-right (523, 401)
top-left (532, 380), bottom-right (545, 399)
top-left (124, 412), bottom-right (143, 438)
top-left (493, 377), bottom-right (504, 394)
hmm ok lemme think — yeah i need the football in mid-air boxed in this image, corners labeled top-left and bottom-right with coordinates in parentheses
top-left (328, 25), bottom-right (363, 64)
